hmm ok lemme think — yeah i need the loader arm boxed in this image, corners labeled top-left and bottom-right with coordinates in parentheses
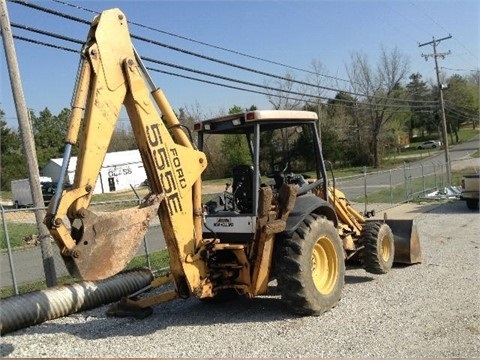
top-left (327, 186), bottom-right (364, 236)
top-left (44, 9), bottom-right (209, 295)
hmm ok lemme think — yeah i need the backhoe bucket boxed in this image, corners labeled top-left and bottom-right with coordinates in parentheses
top-left (385, 219), bottom-right (422, 264)
top-left (64, 194), bottom-right (163, 280)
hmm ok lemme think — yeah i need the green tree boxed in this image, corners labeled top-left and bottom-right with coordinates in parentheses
top-left (346, 46), bottom-right (410, 167)
top-left (0, 111), bottom-right (27, 190)
top-left (108, 124), bottom-right (138, 152)
top-left (290, 124), bottom-right (317, 172)
top-left (406, 73), bottom-right (434, 138)
top-left (323, 92), bottom-right (371, 165)
top-left (321, 92), bottom-right (380, 166)
top-left (219, 106), bottom-right (252, 175)
top-left (31, 107), bottom-right (71, 167)
top-left (443, 74), bottom-right (479, 140)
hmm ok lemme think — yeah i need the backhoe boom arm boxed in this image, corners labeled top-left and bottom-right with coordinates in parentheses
top-left (44, 9), bottom-right (208, 295)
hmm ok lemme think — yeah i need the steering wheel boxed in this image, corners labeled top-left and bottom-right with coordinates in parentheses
top-left (267, 162), bottom-right (289, 189)
top-left (267, 162), bottom-right (289, 178)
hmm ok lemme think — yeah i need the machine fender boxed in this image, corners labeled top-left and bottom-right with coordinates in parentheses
top-left (284, 194), bottom-right (338, 234)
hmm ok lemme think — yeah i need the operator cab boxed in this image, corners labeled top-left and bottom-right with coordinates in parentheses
top-left (194, 110), bottom-right (328, 243)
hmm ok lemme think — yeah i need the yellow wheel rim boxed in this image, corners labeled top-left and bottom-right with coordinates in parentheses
top-left (380, 235), bottom-right (391, 262)
top-left (312, 236), bottom-right (338, 295)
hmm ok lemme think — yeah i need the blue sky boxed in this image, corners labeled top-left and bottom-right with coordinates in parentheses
top-left (1, 0), bottom-right (479, 128)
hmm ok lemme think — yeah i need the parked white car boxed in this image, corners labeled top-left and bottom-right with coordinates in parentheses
top-left (417, 140), bottom-right (442, 149)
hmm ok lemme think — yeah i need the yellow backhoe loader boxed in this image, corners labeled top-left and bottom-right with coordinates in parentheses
top-left (44, 8), bottom-right (421, 318)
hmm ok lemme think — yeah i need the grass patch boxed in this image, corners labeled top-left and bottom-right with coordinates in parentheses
top-left (469, 150), bottom-right (480, 158)
top-left (328, 166), bottom-right (370, 178)
top-left (1, 190), bottom-right (12, 202)
top-left (91, 186), bottom-right (150, 202)
top-left (451, 166), bottom-right (479, 183)
top-left (126, 249), bottom-right (170, 272)
top-left (456, 127), bottom-right (480, 142)
top-left (0, 223), bottom-right (38, 249)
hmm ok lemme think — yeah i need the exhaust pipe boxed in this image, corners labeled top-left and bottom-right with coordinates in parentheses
top-left (0, 268), bottom-right (153, 335)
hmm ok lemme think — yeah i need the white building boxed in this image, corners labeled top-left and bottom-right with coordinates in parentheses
top-left (42, 150), bottom-right (146, 194)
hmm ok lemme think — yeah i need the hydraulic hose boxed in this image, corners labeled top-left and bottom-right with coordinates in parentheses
top-left (0, 268), bottom-right (153, 335)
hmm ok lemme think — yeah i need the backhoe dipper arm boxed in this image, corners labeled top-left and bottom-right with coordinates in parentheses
top-left (44, 9), bottom-right (209, 295)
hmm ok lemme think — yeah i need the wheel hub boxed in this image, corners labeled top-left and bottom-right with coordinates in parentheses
top-left (312, 236), bottom-right (338, 295)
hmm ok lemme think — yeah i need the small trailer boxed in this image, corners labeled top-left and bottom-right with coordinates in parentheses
top-left (11, 177), bottom-right (52, 208)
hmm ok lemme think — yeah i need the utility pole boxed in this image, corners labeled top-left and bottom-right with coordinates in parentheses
top-left (0, 0), bottom-right (57, 286)
top-left (419, 34), bottom-right (452, 186)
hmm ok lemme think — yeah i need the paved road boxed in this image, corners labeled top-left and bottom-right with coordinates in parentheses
top-left (2, 136), bottom-right (478, 288)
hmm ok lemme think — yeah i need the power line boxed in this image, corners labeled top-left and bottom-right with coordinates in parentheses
top-left (381, 2), bottom-right (426, 43)
top-left (9, 0), bottom-right (352, 97)
top-left (441, 66), bottom-right (479, 73)
top-left (4, 32), bottom-right (434, 118)
top-left (410, 1), bottom-right (479, 64)
top-left (8, 0), bottom-right (89, 25)
top-left (11, 30), bottom-right (437, 112)
top-left (8, 0), bottom-right (437, 106)
top-left (11, 0), bottom-right (354, 87)
top-left (11, 22), bottom-right (83, 45)
top-left (8, 0), bottom-right (451, 125)
top-left (10, 33), bottom-right (335, 108)
top-left (146, 56), bottom-right (435, 109)
top-left (444, 103), bottom-right (478, 119)
top-left (12, 34), bottom-right (78, 53)
top-left (50, 0), bottom-right (354, 86)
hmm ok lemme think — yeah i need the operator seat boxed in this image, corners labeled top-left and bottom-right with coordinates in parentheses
top-left (232, 164), bottom-right (254, 213)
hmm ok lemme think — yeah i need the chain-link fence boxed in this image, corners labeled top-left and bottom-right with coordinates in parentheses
top-left (1, 159), bottom-right (472, 297)
top-left (336, 160), bottom-right (451, 214)
top-left (0, 199), bottom-right (165, 297)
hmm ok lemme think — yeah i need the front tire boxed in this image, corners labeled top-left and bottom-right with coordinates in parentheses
top-left (275, 214), bottom-right (345, 316)
top-left (360, 222), bottom-right (394, 274)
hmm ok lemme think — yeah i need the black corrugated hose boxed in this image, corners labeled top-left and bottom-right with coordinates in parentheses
top-left (0, 268), bottom-right (153, 335)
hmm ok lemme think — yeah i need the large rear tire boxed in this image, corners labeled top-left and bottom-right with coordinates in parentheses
top-left (274, 214), bottom-right (345, 315)
top-left (360, 222), bottom-right (394, 274)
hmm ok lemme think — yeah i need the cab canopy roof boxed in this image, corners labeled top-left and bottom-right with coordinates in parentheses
top-left (194, 110), bottom-right (318, 134)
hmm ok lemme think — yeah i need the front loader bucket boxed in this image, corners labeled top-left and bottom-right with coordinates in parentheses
top-left (385, 219), bottom-right (422, 264)
top-left (64, 194), bottom-right (163, 280)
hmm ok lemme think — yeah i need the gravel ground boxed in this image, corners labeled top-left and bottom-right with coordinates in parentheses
top-left (1, 200), bottom-right (479, 358)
